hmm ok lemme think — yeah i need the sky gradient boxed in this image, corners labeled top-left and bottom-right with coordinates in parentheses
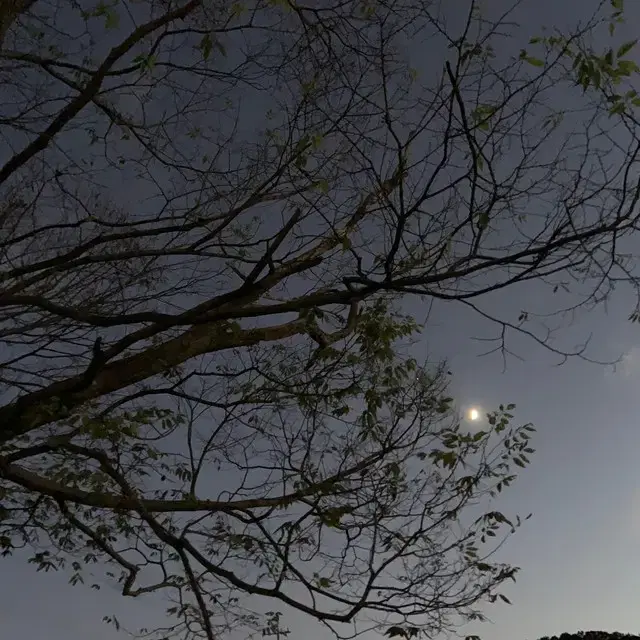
top-left (2, 1), bottom-right (640, 639)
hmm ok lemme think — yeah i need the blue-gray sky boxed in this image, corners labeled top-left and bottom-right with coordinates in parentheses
top-left (3, 0), bottom-right (640, 639)
top-left (5, 274), bottom-right (640, 640)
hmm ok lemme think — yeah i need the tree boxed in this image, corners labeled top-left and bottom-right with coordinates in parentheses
top-left (537, 632), bottom-right (640, 640)
top-left (0, 0), bottom-right (637, 638)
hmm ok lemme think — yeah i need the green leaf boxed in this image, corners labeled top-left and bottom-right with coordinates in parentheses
top-left (521, 53), bottom-right (545, 67)
top-left (230, 2), bottom-right (245, 18)
top-left (617, 40), bottom-right (637, 58)
top-left (200, 33), bottom-right (213, 60)
top-left (617, 59), bottom-right (638, 75)
top-left (105, 9), bottom-right (119, 29)
top-left (609, 101), bottom-right (626, 115)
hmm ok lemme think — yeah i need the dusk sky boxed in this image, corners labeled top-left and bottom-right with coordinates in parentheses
top-left (3, 1), bottom-right (640, 639)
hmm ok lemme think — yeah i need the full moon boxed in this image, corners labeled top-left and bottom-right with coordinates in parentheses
top-left (469, 408), bottom-right (479, 421)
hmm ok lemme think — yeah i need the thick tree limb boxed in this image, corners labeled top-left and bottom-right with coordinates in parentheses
top-left (0, 317), bottom-right (306, 443)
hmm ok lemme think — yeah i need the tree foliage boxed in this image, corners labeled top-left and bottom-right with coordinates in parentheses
top-left (0, 0), bottom-right (637, 639)
top-left (537, 632), bottom-right (640, 640)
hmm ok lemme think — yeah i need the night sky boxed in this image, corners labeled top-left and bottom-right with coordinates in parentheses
top-left (2, 1), bottom-right (640, 639)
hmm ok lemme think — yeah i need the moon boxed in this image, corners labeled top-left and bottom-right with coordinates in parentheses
top-left (469, 408), bottom-right (480, 421)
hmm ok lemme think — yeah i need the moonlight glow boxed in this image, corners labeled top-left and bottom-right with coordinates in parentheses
top-left (469, 408), bottom-right (480, 421)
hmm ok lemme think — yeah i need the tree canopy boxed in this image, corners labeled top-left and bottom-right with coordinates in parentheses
top-left (0, 0), bottom-right (639, 639)
top-left (537, 631), bottom-right (640, 640)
